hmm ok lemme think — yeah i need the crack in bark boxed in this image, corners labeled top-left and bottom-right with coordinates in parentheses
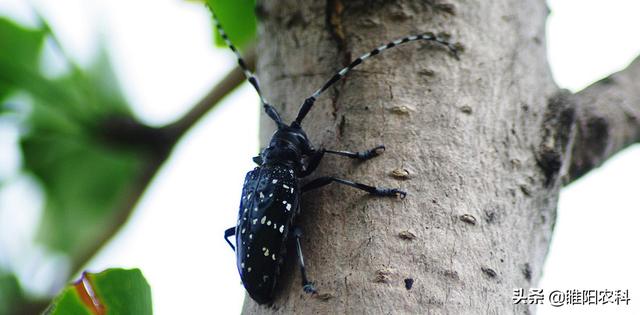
top-left (345, 0), bottom-right (456, 17)
top-left (326, 0), bottom-right (346, 54)
top-left (325, 0), bottom-right (349, 132)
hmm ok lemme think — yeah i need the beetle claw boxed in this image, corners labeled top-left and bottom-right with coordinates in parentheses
top-left (303, 282), bottom-right (317, 294)
top-left (355, 145), bottom-right (386, 160)
top-left (395, 190), bottom-right (407, 200)
top-left (374, 188), bottom-right (407, 199)
top-left (372, 145), bottom-right (386, 156)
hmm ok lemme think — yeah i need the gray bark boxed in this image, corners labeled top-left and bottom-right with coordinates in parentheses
top-left (243, 0), bottom-right (640, 313)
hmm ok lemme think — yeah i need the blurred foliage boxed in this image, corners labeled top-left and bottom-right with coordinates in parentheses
top-left (0, 1), bottom-right (257, 313)
top-left (22, 48), bottom-right (144, 257)
top-left (45, 268), bottom-right (152, 315)
top-left (0, 18), bottom-right (45, 105)
top-left (205, 0), bottom-right (257, 50)
top-left (0, 16), bottom-right (151, 313)
top-left (0, 272), bottom-right (25, 315)
top-left (0, 17), bottom-right (147, 260)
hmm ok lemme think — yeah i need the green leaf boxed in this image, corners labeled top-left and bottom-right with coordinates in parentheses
top-left (0, 18), bottom-right (46, 103)
top-left (17, 45), bottom-right (151, 258)
top-left (0, 17), bottom-right (152, 260)
top-left (23, 130), bottom-right (144, 256)
top-left (206, 0), bottom-right (257, 49)
top-left (46, 268), bottom-right (152, 315)
top-left (0, 272), bottom-right (25, 315)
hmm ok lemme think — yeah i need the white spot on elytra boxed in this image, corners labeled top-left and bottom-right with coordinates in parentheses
top-left (249, 234), bottom-right (253, 239)
top-left (252, 219), bottom-right (257, 224)
top-left (269, 193), bottom-right (273, 197)
top-left (272, 254), bottom-right (276, 261)
top-left (283, 184), bottom-right (290, 189)
top-left (247, 193), bottom-right (252, 199)
top-left (279, 225), bottom-right (284, 233)
top-left (243, 208), bottom-right (248, 214)
top-left (241, 228), bottom-right (245, 234)
top-left (286, 203), bottom-right (292, 211)
top-left (260, 216), bottom-right (266, 224)
top-left (272, 179), bottom-right (278, 184)
top-left (241, 263), bottom-right (245, 268)
top-left (267, 220), bottom-right (271, 226)
top-left (290, 188), bottom-right (294, 194)
top-left (259, 192), bottom-right (264, 199)
top-left (248, 267), bottom-right (252, 272)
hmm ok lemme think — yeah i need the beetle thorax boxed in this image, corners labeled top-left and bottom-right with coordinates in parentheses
top-left (261, 125), bottom-right (312, 172)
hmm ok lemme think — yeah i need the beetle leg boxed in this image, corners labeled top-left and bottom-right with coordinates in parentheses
top-left (324, 145), bottom-right (386, 160)
top-left (224, 227), bottom-right (236, 251)
top-left (302, 176), bottom-right (407, 199)
top-left (292, 226), bottom-right (317, 294)
top-left (301, 145), bottom-right (385, 177)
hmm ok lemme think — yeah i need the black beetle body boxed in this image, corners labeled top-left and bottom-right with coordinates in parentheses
top-left (234, 128), bottom-right (306, 303)
top-left (212, 6), bottom-right (459, 304)
top-left (235, 163), bottom-right (297, 303)
top-left (225, 125), bottom-right (404, 303)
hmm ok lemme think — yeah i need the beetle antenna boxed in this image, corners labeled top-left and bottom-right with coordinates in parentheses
top-left (293, 32), bottom-right (460, 125)
top-left (210, 8), bottom-right (285, 128)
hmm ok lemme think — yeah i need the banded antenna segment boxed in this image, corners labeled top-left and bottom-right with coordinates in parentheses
top-left (294, 32), bottom-right (460, 125)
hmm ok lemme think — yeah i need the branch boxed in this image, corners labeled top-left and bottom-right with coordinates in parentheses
top-left (565, 55), bottom-right (640, 183)
top-left (69, 46), bottom-right (256, 276)
top-left (69, 157), bottom-right (165, 276)
top-left (166, 46), bottom-right (256, 139)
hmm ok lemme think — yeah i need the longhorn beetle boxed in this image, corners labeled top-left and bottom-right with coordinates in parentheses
top-left (216, 8), bottom-right (460, 304)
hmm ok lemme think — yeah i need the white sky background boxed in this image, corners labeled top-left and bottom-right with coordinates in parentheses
top-left (0, 0), bottom-right (639, 314)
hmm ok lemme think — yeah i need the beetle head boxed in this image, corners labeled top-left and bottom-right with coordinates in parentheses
top-left (260, 123), bottom-right (313, 170)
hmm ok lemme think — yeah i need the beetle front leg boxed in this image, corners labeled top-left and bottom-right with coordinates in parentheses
top-left (324, 145), bottom-right (386, 160)
top-left (292, 226), bottom-right (317, 294)
top-left (301, 145), bottom-right (386, 177)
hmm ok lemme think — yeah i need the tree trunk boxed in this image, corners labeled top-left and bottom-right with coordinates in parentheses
top-left (244, 0), bottom-right (640, 313)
